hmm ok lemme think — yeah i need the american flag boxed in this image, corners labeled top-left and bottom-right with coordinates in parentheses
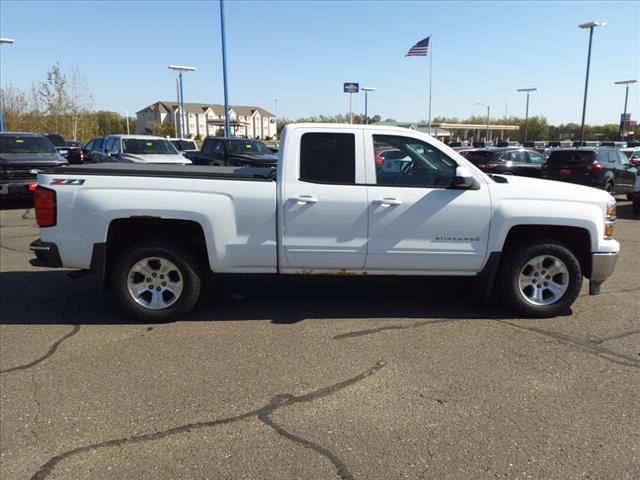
top-left (405, 36), bottom-right (430, 56)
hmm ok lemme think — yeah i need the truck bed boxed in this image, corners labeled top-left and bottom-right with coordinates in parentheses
top-left (49, 163), bottom-right (275, 181)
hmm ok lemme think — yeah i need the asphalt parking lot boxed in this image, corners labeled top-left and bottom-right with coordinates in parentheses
top-left (1, 199), bottom-right (639, 480)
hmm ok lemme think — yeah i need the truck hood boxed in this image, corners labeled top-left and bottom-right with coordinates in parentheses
top-left (0, 152), bottom-right (67, 166)
top-left (228, 153), bottom-right (278, 164)
top-left (121, 153), bottom-right (192, 164)
top-left (490, 174), bottom-right (614, 205)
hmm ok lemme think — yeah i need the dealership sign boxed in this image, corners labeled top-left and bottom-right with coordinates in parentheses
top-left (343, 83), bottom-right (359, 93)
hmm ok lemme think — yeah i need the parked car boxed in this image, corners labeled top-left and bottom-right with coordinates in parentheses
top-left (81, 137), bottom-right (105, 163)
top-left (0, 132), bottom-right (67, 198)
top-left (496, 140), bottom-right (521, 147)
top-left (45, 134), bottom-right (83, 164)
top-left (30, 123), bottom-right (619, 322)
top-left (472, 141), bottom-right (494, 148)
top-left (169, 138), bottom-right (199, 156)
top-left (632, 170), bottom-right (640, 214)
top-left (94, 135), bottom-right (191, 164)
top-left (186, 137), bottom-right (277, 167)
top-left (461, 148), bottom-right (546, 177)
top-left (541, 147), bottom-right (636, 195)
top-left (620, 147), bottom-right (640, 167)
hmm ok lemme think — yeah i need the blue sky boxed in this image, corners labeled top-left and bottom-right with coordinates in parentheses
top-left (1, 0), bottom-right (638, 125)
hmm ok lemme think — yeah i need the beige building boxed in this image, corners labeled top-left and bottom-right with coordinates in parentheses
top-left (136, 101), bottom-right (277, 139)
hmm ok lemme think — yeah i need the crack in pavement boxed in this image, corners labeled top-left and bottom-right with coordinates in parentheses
top-left (0, 295), bottom-right (84, 375)
top-left (589, 329), bottom-right (640, 344)
top-left (30, 360), bottom-right (386, 480)
top-left (0, 243), bottom-right (30, 254)
top-left (334, 317), bottom-right (639, 370)
top-left (496, 321), bottom-right (640, 370)
top-left (334, 318), bottom-right (476, 340)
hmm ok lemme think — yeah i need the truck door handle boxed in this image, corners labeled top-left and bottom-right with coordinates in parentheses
top-left (293, 195), bottom-right (318, 205)
top-left (373, 197), bottom-right (402, 206)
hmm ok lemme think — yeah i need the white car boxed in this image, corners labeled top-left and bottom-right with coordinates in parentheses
top-left (96, 135), bottom-right (191, 164)
top-left (169, 138), bottom-right (199, 156)
top-left (30, 123), bottom-right (619, 321)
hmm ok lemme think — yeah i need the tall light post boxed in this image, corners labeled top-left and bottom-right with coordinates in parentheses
top-left (220, 0), bottom-right (231, 138)
top-left (476, 102), bottom-right (490, 141)
top-left (0, 37), bottom-right (16, 132)
top-left (168, 65), bottom-right (196, 138)
top-left (578, 21), bottom-right (605, 145)
top-left (362, 86), bottom-right (375, 125)
top-left (614, 80), bottom-right (637, 140)
top-left (517, 88), bottom-right (537, 143)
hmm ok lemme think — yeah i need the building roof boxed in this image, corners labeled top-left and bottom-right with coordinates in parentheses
top-left (138, 102), bottom-right (274, 117)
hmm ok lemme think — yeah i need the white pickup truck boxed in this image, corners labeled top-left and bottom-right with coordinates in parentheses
top-left (29, 124), bottom-right (619, 321)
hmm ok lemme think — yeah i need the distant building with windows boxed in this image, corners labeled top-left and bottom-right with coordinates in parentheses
top-left (136, 101), bottom-right (277, 139)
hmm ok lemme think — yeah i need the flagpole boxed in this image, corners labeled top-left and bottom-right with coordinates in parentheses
top-left (428, 36), bottom-right (432, 136)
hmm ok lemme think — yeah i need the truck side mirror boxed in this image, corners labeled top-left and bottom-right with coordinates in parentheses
top-left (452, 166), bottom-right (478, 189)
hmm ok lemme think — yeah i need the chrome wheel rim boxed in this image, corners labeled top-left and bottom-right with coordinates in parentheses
top-left (518, 255), bottom-right (569, 306)
top-left (127, 257), bottom-right (183, 310)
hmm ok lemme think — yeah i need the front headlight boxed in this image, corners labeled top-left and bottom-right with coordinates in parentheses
top-left (604, 201), bottom-right (616, 239)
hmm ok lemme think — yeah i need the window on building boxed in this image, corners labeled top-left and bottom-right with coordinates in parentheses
top-left (299, 132), bottom-right (355, 184)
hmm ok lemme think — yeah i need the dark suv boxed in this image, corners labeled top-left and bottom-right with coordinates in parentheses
top-left (461, 148), bottom-right (546, 177)
top-left (541, 147), bottom-right (636, 194)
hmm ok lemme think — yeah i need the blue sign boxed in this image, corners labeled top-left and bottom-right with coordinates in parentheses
top-left (344, 82), bottom-right (359, 93)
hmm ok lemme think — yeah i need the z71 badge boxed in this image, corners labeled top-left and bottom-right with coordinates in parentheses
top-left (50, 179), bottom-right (86, 186)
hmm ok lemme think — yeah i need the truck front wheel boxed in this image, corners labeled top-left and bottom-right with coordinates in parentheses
top-left (499, 239), bottom-right (582, 317)
top-left (111, 241), bottom-right (202, 321)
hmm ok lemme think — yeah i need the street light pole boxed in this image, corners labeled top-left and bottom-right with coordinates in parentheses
top-left (579, 21), bottom-right (605, 145)
top-left (477, 102), bottom-right (490, 141)
top-left (168, 65), bottom-right (196, 138)
top-left (0, 37), bottom-right (16, 132)
top-left (517, 88), bottom-right (537, 143)
top-left (220, 0), bottom-right (231, 138)
top-left (362, 87), bottom-right (376, 125)
top-left (614, 80), bottom-right (638, 140)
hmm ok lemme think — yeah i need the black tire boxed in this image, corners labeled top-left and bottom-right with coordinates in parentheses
top-left (633, 198), bottom-right (640, 214)
top-left (111, 240), bottom-right (203, 322)
top-left (498, 239), bottom-right (582, 317)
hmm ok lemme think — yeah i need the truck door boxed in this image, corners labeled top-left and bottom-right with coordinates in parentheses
top-left (364, 133), bottom-right (492, 273)
top-left (281, 129), bottom-right (368, 270)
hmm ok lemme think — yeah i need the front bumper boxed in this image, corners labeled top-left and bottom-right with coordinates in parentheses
top-left (589, 252), bottom-right (619, 285)
top-left (29, 240), bottom-right (63, 268)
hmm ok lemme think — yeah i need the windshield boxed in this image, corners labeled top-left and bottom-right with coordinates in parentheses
top-left (225, 140), bottom-right (272, 155)
top-left (123, 139), bottom-right (178, 155)
top-left (0, 135), bottom-right (57, 154)
top-left (171, 140), bottom-right (197, 151)
top-left (461, 151), bottom-right (494, 163)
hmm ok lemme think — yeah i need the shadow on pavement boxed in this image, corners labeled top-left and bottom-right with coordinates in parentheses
top-left (0, 198), bottom-right (34, 210)
top-left (0, 270), bottom-right (518, 325)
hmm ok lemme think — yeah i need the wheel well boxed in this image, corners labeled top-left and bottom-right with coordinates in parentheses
top-left (502, 225), bottom-right (591, 277)
top-left (103, 218), bottom-right (209, 289)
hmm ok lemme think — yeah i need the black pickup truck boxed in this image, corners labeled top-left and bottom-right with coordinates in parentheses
top-left (0, 132), bottom-right (68, 198)
top-left (45, 134), bottom-right (84, 164)
top-left (185, 137), bottom-right (277, 168)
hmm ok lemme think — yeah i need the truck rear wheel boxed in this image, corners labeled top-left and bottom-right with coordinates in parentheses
top-left (112, 241), bottom-right (202, 321)
top-left (499, 239), bottom-right (582, 317)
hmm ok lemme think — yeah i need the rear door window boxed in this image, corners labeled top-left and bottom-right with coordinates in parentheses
top-left (104, 137), bottom-right (116, 153)
top-left (202, 139), bottom-right (215, 155)
top-left (528, 151), bottom-right (546, 164)
top-left (299, 132), bottom-right (355, 184)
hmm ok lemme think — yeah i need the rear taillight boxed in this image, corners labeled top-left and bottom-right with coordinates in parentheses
top-left (79, 150), bottom-right (84, 163)
top-left (484, 163), bottom-right (498, 170)
top-left (587, 162), bottom-right (605, 173)
top-left (34, 186), bottom-right (57, 227)
top-left (27, 183), bottom-right (38, 191)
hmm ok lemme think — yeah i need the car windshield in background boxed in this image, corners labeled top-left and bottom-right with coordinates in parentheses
top-left (45, 135), bottom-right (66, 147)
top-left (123, 139), bottom-right (178, 155)
top-left (226, 140), bottom-right (272, 155)
top-left (171, 140), bottom-right (197, 151)
top-left (462, 151), bottom-right (494, 163)
top-left (0, 135), bottom-right (57, 154)
top-left (548, 150), bottom-right (596, 164)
